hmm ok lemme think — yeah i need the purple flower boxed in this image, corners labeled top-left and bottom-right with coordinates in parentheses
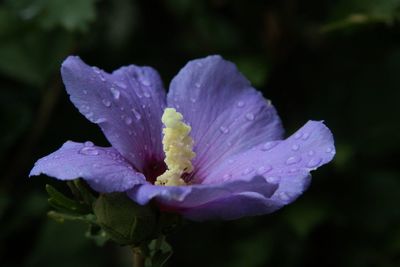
top-left (30, 55), bottom-right (335, 221)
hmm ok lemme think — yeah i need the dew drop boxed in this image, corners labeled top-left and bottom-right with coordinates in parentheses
top-left (114, 81), bottom-right (127, 89)
top-left (131, 108), bottom-right (142, 120)
top-left (326, 147), bottom-right (334, 153)
top-left (286, 156), bottom-right (301, 165)
top-left (308, 150), bottom-right (315, 156)
top-left (195, 82), bottom-right (201, 88)
top-left (84, 141), bottom-right (94, 147)
top-left (279, 192), bottom-right (290, 201)
top-left (144, 92), bottom-right (151, 98)
top-left (223, 173), bottom-right (232, 181)
top-left (83, 90), bottom-right (88, 95)
top-left (124, 116), bottom-right (132, 125)
top-left (79, 147), bottom-right (99, 156)
top-left (219, 126), bottom-right (229, 134)
top-left (236, 101), bottom-right (245, 108)
top-left (110, 87), bottom-right (120, 100)
top-left (261, 141), bottom-right (278, 151)
top-left (99, 72), bottom-right (106, 82)
top-left (140, 78), bottom-right (151, 86)
top-left (92, 67), bottom-right (101, 74)
top-left (266, 176), bottom-right (280, 184)
top-left (245, 113), bottom-right (255, 121)
top-left (301, 132), bottom-right (310, 140)
top-left (257, 165), bottom-right (272, 175)
top-left (242, 167), bottom-right (254, 176)
top-left (102, 99), bottom-right (111, 107)
top-left (294, 132), bottom-right (302, 139)
top-left (291, 144), bottom-right (300, 151)
top-left (307, 157), bottom-right (322, 168)
top-left (190, 97), bottom-right (197, 103)
top-left (94, 117), bottom-right (107, 123)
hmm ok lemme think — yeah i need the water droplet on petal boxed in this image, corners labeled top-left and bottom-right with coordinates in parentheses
top-left (223, 173), bottom-right (232, 181)
top-left (301, 132), bottom-right (310, 140)
top-left (257, 165), bottom-right (272, 175)
top-left (190, 97), bottom-right (197, 103)
top-left (124, 116), bottom-right (132, 125)
top-left (144, 92), bottom-right (151, 98)
top-left (102, 99), bottom-right (111, 107)
top-left (308, 150), bottom-right (315, 156)
top-left (94, 117), bottom-right (107, 123)
top-left (266, 176), bottom-right (280, 184)
top-left (307, 157), bottom-right (322, 168)
top-left (92, 67), bottom-right (101, 74)
top-left (279, 192), bottom-right (290, 201)
top-left (294, 132), bottom-right (302, 139)
top-left (99, 72), bottom-right (106, 82)
top-left (219, 126), bottom-right (229, 134)
top-left (110, 87), bottom-right (120, 100)
top-left (326, 147), bottom-right (334, 153)
top-left (83, 90), bottom-right (88, 95)
top-left (286, 156), bottom-right (301, 165)
top-left (245, 113), bottom-right (255, 121)
top-left (242, 167), bottom-right (254, 176)
top-left (79, 147), bottom-right (99, 156)
top-left (236, 101), bottom-right (245, 108)
top-left (140, 77), bottom-right (151, 86)
top-left (84, 141), bottom-right (94, 147)
top-left (115, 81), bottom-right (127, 89)
top-left (131, 108), bottom-right (142, 120)
top-left (261, 141), bottom-right (278, 151)
top-left (291, 144), bottom-right (300, 151)
top-left (195, 82), bottom-right (201, 88)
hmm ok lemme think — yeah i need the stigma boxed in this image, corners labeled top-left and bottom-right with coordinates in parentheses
top-left (155, 108), bottom-right (196, 186)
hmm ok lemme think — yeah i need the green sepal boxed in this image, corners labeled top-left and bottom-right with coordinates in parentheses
top-left (93, 193), bottom-right (157, 246)
top-left (145, 237), bottom-right (173, 267)
top-left (85, 223), bottom-right (109, 246)
top-left (46, 184), bottom-right (91, 214)
top-left (70, 179), bottom-right (96, 206)
top-left (47, 211), bottom-right (96, 223)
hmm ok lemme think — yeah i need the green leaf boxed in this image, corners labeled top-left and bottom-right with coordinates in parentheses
top-left (46, 184), bottom-right (91, 214)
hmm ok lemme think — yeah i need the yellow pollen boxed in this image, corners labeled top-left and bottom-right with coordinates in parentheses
top-left (155, 108), bottom-right (196, 186)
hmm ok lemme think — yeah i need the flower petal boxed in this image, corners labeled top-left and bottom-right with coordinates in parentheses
top-left (30, 141), bottom-right (146, 193)
top-left (202, 120), bottom-right (335, 206)
top-left (167, 55), bottom-right (283, 182)
top-left (127, 175), bottom-right (277, 218)
top-left (61, 56), bottom-right (166, 172)
top-left (182, 192), bottom-right (280, 221)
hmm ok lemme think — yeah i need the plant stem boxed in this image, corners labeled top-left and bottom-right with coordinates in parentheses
top-left (132, 247), bottom-right (145, 267)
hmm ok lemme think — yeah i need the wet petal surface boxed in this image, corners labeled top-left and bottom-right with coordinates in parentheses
top-left (167, 55), bottom-right (284, 182)
top-left (61, 56), bottom-right (166, 172)
top-left (30, 141), bottom-right (146, 192)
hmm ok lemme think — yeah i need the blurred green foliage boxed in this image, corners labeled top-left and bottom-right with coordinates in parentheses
top-left (1, 0), bottom-right (400, 266)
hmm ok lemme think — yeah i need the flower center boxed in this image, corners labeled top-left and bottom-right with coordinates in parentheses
top-left (155, 108), bottom-right (196, 186)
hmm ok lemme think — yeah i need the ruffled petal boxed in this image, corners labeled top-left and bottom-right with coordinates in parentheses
top-left (30, 141), bottom-right (146, 193)
top-left (127, 175), bottom-right (278, 220)
top-left (202, 120), bottom-right (335, 206)
top-left (61, 56), bottom-right (166, 172)
top-left (167, 55), bottom-right (283, 182)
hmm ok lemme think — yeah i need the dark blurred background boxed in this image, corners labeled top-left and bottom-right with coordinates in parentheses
top-left (1, 0), bottom-right (400, 266)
